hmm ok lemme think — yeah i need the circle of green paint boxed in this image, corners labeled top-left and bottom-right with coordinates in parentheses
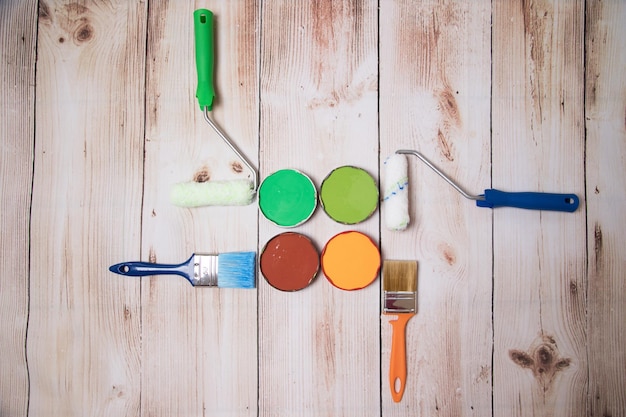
top-left (258, 169), bottom-right (317, 227)
top-left (320, 166), bottom-right (379, 224)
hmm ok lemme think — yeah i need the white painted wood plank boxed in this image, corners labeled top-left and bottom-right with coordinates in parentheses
top-left (141, 1), bottom-right (259, 416)
top-left (27, 1), bottom-right (146, 415)
top-left (258, 1), bottom-right (380, 415)
top-left (585, 1), bottom-right (626, 416)
top-left (0, 1), bottom-right (37, 416)
top-left (492, 1), bottom-right (587, 416)
top-left (380, 0), bottom-right (493, 415)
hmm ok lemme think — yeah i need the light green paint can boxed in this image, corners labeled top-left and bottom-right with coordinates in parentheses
top-left (320, 166), bottom-right (379, 224)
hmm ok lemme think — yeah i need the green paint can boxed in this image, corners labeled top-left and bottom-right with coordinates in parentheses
top-left (258, 169), bottom-right (318, 227)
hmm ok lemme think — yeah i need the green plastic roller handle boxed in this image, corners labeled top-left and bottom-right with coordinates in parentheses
top-left (194, 9), bottom-right (215, 111)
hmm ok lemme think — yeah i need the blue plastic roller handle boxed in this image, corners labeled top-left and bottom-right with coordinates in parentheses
top-left (476, 189), bottom-right (579, 212)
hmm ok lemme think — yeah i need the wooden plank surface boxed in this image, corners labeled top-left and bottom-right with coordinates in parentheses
top-left (27, 1), bottom-right (146, 415)
top-left (492, 1), bottom-right (587, 416)
top-left (380, 0), bottom-right (493, 415)
top-left (141, 1), bottom-right (259, 416)
top-left (0, 1), bottom-right (37, 416)
top-left (585, 1), bottom-right (626, 416)
top-left (2, 0), bottom-right (626, 416)
top-left (258, 1), bottom-right (380, 415)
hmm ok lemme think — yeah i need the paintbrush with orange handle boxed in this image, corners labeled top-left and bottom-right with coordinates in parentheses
top-left (382, 260), bottom-right (418, 402)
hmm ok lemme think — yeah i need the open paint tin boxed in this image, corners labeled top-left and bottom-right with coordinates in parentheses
top-left (320, 166), bottom-right (379, 224)
top-left (258, 169), bottom-right (318, 227)
top-left (321, 231), bottom-right (381, 291)
top-left (260, 232), bottom-right (320, 291)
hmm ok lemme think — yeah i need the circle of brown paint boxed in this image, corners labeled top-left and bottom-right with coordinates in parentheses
top-left (260, 232), bottom-right (320, 291)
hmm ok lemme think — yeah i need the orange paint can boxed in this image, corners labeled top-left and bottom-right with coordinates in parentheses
top-left (321, 231), bottom-right (381, 291)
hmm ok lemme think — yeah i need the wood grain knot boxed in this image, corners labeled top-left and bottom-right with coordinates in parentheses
top-left (437, 129), bottom-right (454, 162)
top-left (475, 365), bottom-right (491, 384)
top-left (437, 242), bottom-right (456, 266)
top-left (594, 223), bottom-right (603, 255)
top-left (594, 223), bottom-right (603, 272)
top-left (509, 335), bottom-right (571, 392)
top-left (193, 166), bottom-right (211, 183)
top-left (123, 306), bottom-right (132, 320)
top-left (438, 88), bottom-right (461, 128)
top-left (64, 3), bottom-right (89, 15)
top-left (148, 247), bottom-right (157, 264)
top-left (111, 385), bottom-right (125, 398)
top-left (231, 161), bottom-right (244, 174)
top-left (39, 2), bottom-right (51, 21)
top-left (42, 2), bottom-right (97, 45)
top-left (74, 23), bottom-right (94, 43)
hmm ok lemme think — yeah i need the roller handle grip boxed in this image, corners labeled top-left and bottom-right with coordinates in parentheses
top-left (194, 9), bottom-right (215, 111)
top-left (476, 189), bottom-right (579, 212)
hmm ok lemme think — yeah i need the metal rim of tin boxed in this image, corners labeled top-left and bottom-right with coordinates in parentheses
top-left (258, 168), bottom-right (318, 228)
top-left (319, 165), bottom-right (379, 225)
top-left (260, 232), bottom-right (320, 292)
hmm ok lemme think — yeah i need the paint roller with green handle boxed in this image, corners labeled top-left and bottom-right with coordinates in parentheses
top-left (194, 9), bottom-right (215, 111)
top-left (170, 9), bottom-right (258, 207)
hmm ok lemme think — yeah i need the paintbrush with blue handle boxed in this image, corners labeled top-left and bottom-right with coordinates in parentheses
top-left (109, 252), bottom-right (256, 289)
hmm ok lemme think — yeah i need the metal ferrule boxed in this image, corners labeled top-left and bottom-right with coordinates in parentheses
top-left (193, 254), bottom-right (219, 286)
top-left (383, 291), bottom-right (417, 314)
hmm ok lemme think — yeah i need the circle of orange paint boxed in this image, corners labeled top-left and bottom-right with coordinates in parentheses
top-left (321, 231), bottom-right (381, 291)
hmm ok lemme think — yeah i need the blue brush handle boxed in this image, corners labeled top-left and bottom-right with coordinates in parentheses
top-left (476, 189), bottom-right (579, 212)
top-left (108, 255), bottom-right (194, 279)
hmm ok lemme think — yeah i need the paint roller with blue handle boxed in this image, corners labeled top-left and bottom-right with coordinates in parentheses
top-left (383, 149), bottom-right (579, 230)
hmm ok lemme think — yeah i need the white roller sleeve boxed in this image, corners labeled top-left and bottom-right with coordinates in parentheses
top-left (170, 179), bottom-right (255, 207)
top-left (382, 153), bottom-right (410, 231)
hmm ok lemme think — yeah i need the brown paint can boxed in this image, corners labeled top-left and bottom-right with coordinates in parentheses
top-left (260, 232), bottom-right (320, 291)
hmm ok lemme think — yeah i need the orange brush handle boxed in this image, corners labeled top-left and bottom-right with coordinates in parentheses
top-left (388, 312), bottom-right (414, 402)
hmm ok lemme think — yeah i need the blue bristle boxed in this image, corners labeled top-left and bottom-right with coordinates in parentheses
top-left (217, 251), bottom-right (256, 289)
